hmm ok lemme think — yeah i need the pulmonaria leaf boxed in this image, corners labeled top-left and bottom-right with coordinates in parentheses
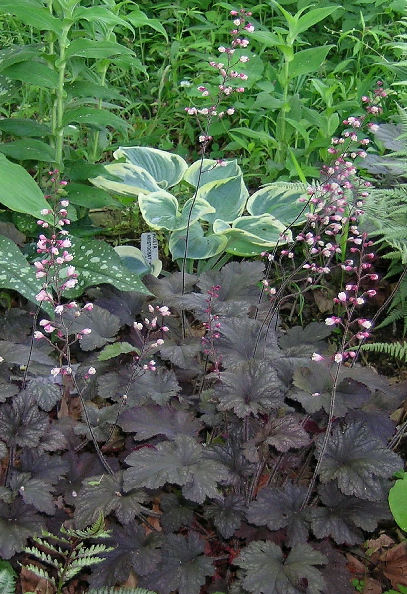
top-left (235, 541), bottom-right (327, 594)
top-left (159, 493), bottom-right (195, 533)
top-left (25, 377), bottom-right (61, 411)
top-left (123, 435), bottom-right (230, 504)
top-left (98, 366), bottom-right (180, 405)
top-left (62, 304), bottom-right (121, 351)
top-left (140, 532), bottom-right (214, 594)
top-left (215, 360), bottom-right (285, 418)
top-left (10, 472), bottom-right (55, 515)
top-left (217, 317), bottom-right (279, 366)
top-left (246, 483), bottom-right (310, 547)
top-left (309, 482), bottom-right (390, 545)
top-left (92, 285), bottom-right (146, 326)
top-left (118, 404), bottom-right (203, 440)
top-left (316, 422), bottom-right (402, 501)
top-left (88, 522), bottom-right (162, 588)
top-left (312, 542), bottom-right (354, 594)
top-left (74, 471), bottom-right (148, 528)
top-left (265, 416), bottom-right (310, 452)
top-left (204, 495), bottom-right (246, 538)
top-left (0, 500), bottom-right (45, 559)
top-left (0, 393), bottom-right (49, 447)
top-left (291, 363), bottom-right (371, 416)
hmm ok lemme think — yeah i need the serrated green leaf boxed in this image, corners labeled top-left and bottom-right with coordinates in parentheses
top-left (23, 563), bottom-right (55, 585)
top-left (98, 341), bottom-right (138, 361)
top-left (2, 60), bottom-right (58, 88)
top-left (0, 0), bottom-right (62, 32)
top-left (0, 118), bottom-right (50, 137)
top-left (288, 46), bottom-right (334, 79)
top-left (63, 107), bottom-right (129, 132)
top-left (0, 560), bottom-right (16, 594)
top-left (66, 39), bottom-right (134, 60)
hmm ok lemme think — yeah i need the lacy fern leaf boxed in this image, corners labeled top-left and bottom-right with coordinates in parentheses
top-left (361, 341), bottom-right (407, 363)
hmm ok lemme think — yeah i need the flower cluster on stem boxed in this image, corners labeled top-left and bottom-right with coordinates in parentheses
top-left (201, 285), bottom-right (222, 377)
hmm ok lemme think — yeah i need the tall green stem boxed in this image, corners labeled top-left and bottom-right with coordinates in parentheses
top-left (55, 20), bottom-right (72, 169)
top-left (90, 62), bottom-right (108, 163)
top-left (276, 57), bottom-right (290, 164)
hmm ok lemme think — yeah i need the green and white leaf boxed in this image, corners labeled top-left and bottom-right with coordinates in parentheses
top-left (90, 162), bottom-right (162, 197)
top-left (183, 159), bottom-right (242, 188)
top-left (247, 182), bottom-right (307, 226)
top-left (114, 147), bottom-right (188, 189)
top-left (196, 175), bottom-right (248, 224)
top-left (169, 223), bottom-right (227, 260)
top-left (139, 191), bottom-right (214, 231)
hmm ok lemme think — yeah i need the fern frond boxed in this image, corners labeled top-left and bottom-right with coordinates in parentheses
top-left (0, 561), bottom-right (16, 594)
top-left (31, 536), bottom-right (66, 556)
top-left (361, 341), bottom-right (407, 363)
top-left (75, 543), bottom-right (114, 558)
top-left (62, 512), bottom-right (110, 539)
top-left (22, 563), bottom-right (56, 586)
top-left (24, 546), bottom-right (62, 570)
top-left (88, 588), bottom-right (157, 594)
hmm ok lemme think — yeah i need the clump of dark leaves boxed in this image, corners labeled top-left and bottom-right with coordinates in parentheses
top-left (0, 260), bottom-right (404, 593)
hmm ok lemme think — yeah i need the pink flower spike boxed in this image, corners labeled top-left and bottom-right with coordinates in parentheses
top-left (312, 353), bottom-right (324, 362)
top-left (81, 328), bottom-right (92, 335)
top-left (87, 367), bottom-right (96, 375)
top-left (83, 303), bottom-right (94, 311)
top-left (334, 353), bottom-right (343, 363)
top-left (337, 292), bottom-right (347, 302)
top-left (133, 322), bottom-right (143, 331)
top-left (33, 331), bottom-right (44, 339)
top-left (50, 367), bottom-right (61, 377)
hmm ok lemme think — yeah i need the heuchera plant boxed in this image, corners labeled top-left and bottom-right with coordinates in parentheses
top-left (0, 12), bottom-right (405, 594)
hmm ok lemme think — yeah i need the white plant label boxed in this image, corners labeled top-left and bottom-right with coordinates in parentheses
top-left (141, 232), bottom-right (159, 265)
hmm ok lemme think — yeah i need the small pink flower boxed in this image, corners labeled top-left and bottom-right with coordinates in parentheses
top-left (50, 367), bottom-right (61, 376)
top-left (312, 353), bottom-right (324, 362)
top-left (134, 322), bottom-right (143, 330)
top-left (87, 367), bottom-right (96, 375)
top-left (334, 353), bottom-right (343, 363)
top-left (83, 303), bottom-right (93, 311)
top-left (81, 328), bottom-right (92, 335)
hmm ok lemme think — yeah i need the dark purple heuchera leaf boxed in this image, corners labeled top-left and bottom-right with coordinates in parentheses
top-left (279, 322), bottom-right (332, 357)
top-left (74, 402), bottom-right (120, 442)
top-left (309, 482), bottom-right (390, 545)
top-left (313, 541), bottom-right (354, 594)
top-left (25, 377), bottom-right (61, 411)
top-left (123, 435), bottom-right (231, 504)
top-left (160, 493), bottom-right (195, 533)
top-left (98, 366), bottom-right (180, 406)
top-left (9, 472), bottom-right (55, 515)
top-left (215, 360), bottom-right (285, 418)
top-left (0, 392), bottom-right (49, 447)
top-left (37, 421), bottom-right (67, 453)
top-left (208, 435), bottom-right (254, 487)
top-left (140, 532), bottom-right (215, 594)
top-left (159, 337), bottom-right (202, 369)
top-left (291, 363), bottom-right (370, 416)
top-left (144, 271), bottom-right (197, 307)
top-left (204, 495), bottom-right (246, 538)
top-left (346, 410), bottom-right (396, 443)
top-left (0, 340), bottom-right (54, 374)
top-left (118, 405), bottom-right (203, 440)
top-left (88, 522), bottom-right (162, 588)
top-left (91, 285), bottom-right (146, 326)
top-left (217, 317), bottom-right (279, 366)
top-left (265, 416), bottom-right (310, 452)
top-left (247, 483), bottom-right (309, 547)
top-left (0, 441), bottom-right (7, 459)
top-left (74, 471), bottom-right (148, 528)
top-left (20, 451), bottom-right (69, 484)
top-left (0, 500), bottom-right (45, 558)
top-left (58, 451), bottom-right (117, 506)
top-left (235, 541), bottom-right (327, 594)
top-left (62, 304), bottom-right (121, 351)
top-left (0, 308), bottom-right (32, 342)
top-left (0, 376), bottom-right (19, 402)
top-left (316, 422), bottom-right (402, 501)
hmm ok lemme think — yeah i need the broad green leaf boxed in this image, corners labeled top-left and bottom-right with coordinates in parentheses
top-left (249, 30), bottom-right (281, 48)
top-left (127, 7), bottom-right (168, 40)
top-left (183, 159), bottom-right (241, 188)
top-left (66, 183), bottom-right (120, 208)
top-left (196, 175), bottom-right (248, 224)
top-left (98, 342), bottom-right (138, 361)
top-left (73, 5), bottom-right (133, 31)
top-left (114, 147), bottom-right (188, 189)
top-left (228, 127), bottom-right (278, 147)
top-left (169, 223), bottom-right (227, 260)
top-left (0, 118), bottom-right (50, 137)
top-left (67, 80), bottom-right (124, 101)
top-left (246, 182), bottom-right (307, 225)
top-left (0, 44), bottom-right (41, 73)
top-left (0, 139), bottom-right (55, 162)
top-left (90, 162), bottom-right (161, 197)
top-left (63, 238), bottom-right (151, 297)
top-left (389, 474), bottom-right (407, 531)
top-left (288, 46), bottom-right (334, 79)
top-left (0, 0), bottom-right (62, 32)
top-left (0, 154), bottom-right (52, 218)
top-left (295, 6), bottom-right (339, 36)
top-left (63, 107), bottom-right (129, 132)
top-left (231, 215), bottom-right (290, 245)
top-left (139, 191), bottom-right (214, 231)
top-left (0, 235), bottom-right (49, 310)
top-left (2, 61), bottom-right (58, 88)
top-left (114, 245), bottom-right (161, 277)
top-left (212, 224), bottom-right (267, 257)
top-left (66, 39), bottom-right (134, 60)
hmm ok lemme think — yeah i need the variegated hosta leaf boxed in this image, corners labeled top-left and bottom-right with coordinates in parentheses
top-left (0, 235), bottom-right (52, 313)
top-left (169, 222), bottom-right (227, 260)
top-left (196, 175), bottom-right (249, 224)
top-left (90, 162), bottom-right (161, 197)
top-left (138, 191), bottom-right (214, 231)
top-left (114, 146), bottom-right (188, 189)
top-left (183, 158), bottom-right (242, 188)
top-left (247, 182), bottom-right (308, 226)
top-left (62, 238), bottom-right (150, 297)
